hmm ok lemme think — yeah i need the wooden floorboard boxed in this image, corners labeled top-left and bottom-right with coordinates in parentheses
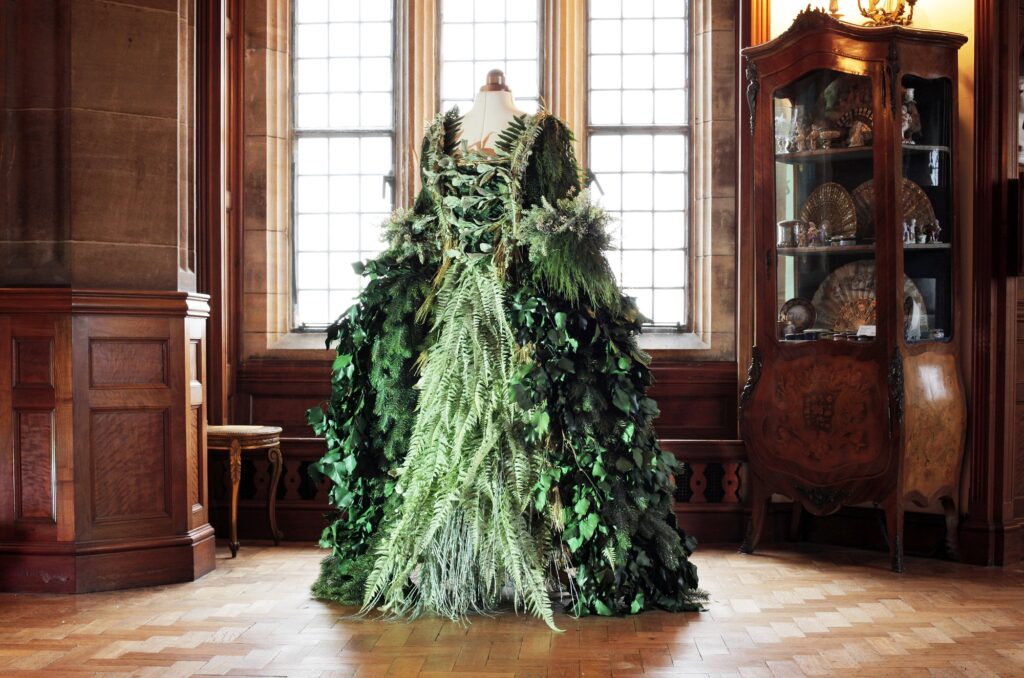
top-left (1, 543), bottom-right (1023, 676)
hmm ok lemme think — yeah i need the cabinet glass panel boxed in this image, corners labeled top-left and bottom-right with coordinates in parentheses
top-left (773, 70), bottom-right (876, 343)
top-left (900, 75), bottom-right (953, 343)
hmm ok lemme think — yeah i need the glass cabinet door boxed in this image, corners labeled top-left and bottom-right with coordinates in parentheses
top-left (773, 69), bottom-right (878, 343)
top-left (899, 74), bottom-right (953, 343)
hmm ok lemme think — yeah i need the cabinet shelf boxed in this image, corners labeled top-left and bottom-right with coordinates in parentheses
top-left (776, 243), bottom-right (949, 256)
top-left (774, 144), bottom-right (950, 165)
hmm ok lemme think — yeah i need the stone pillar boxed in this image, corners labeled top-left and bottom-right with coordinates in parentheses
top-left (0, 0), bottom-right (213, 591)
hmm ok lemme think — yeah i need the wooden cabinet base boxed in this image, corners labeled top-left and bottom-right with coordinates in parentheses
top-left (0, 289), bottom-right (214, 593)
top-left (0, 526), bottom-right (215, 593)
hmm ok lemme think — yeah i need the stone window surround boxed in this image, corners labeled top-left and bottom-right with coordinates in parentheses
top-left (240, 0), bottom-right (736, 361)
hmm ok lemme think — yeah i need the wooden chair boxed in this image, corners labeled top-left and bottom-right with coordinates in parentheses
top-left (207, 425), bottom-right (284, 557)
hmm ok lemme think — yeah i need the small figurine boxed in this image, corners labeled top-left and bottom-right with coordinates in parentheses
top-left (819, 129), bottom-right (841, 150)
top-left (848, 120), bottom-right (868, 147)
top-left (903, 88), bottom-right (922, 142)
top-left (902, 220), bottom-right (912, 243)
top-left (901, 104), bottom-right (915, 145)
top-left (921, 220), bottom-right (942, 244)
top-left (806, 222), bottom-right (820, 246)
top-left (809, 125), bottom-right (821, 150)
top-left (904, 296), bottom-right (922, 342)
top-left (794, 128), bottom-right (807, 152)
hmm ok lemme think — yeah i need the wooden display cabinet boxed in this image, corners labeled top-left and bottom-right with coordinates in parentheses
top-left (739, 9), bottom-right (967, 572)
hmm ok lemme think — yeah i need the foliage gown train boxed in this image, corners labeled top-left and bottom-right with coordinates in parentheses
top-left (307, 110), bottom-right (706, 628)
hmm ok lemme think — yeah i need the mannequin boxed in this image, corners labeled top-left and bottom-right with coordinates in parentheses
top-left (459, 69), bottom-right (526, 154)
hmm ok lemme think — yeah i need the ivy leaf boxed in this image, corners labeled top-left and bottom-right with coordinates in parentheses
top-left (573, 497), bottom-right (590, 516)
top-left (343, 454), bottom-right (357, 475)
top-left (593, 599), bottom-right (613, 616)
top-left (612, 387), bottom-right (632, 413)
top-left (579, 512), bottom-right (599, 540)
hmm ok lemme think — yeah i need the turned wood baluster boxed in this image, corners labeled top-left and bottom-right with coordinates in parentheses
top-left (689, 463), bottom-right (708, 503)
top-left (722, 462), bottom-right (742, 503)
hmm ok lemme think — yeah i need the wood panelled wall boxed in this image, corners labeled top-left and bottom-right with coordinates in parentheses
top-left (215, 360), bottom-right (745, 543)
top-left (0, 292), bottom-right (213, 593)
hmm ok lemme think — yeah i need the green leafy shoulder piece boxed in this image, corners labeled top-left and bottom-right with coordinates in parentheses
top-left (496, 112), bottom-right (583, 208)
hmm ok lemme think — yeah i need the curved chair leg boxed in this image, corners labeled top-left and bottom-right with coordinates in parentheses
top-left (740, 487), bottom-right (769, 555)
top-left (940, 495), bottom-right (960, 561)
top-left (267, 445), bottom-right (284, 545)
top-left (883, 496), bottom-right (905, 573)
top-left (228, 440), bottom-right (242, 558)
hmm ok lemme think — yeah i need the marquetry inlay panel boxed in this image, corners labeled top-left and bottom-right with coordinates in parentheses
top-left (90, 409), bottom-right (169, 522)
top-left (89, 339), bottom-right (168, 387)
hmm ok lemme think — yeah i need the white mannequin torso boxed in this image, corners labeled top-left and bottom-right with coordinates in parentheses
top-left (459, 70), bottom-right (526, 154)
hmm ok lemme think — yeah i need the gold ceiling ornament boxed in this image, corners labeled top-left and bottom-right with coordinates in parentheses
top-left (858, 0), bottom-right (919, 26)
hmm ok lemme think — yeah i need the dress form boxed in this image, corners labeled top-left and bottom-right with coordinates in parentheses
top-left (460, 69), bottom-right (526, 154)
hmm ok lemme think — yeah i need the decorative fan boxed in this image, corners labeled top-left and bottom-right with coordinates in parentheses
top-left (836, 106), bottom-right (873, 129)
top-left (851, 178), bottom-right (935, 240)
top-left (812, 260), bottom-right (928, 333)
top-left (799, 182), bottom-right (857, 239)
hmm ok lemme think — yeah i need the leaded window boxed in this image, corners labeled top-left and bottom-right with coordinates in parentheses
top-left (292, 0), bottom-right (396, 327)
top-left (587, 0), bottom-right (691, 329)
top-left (439, 0), bottom-right (542, 113)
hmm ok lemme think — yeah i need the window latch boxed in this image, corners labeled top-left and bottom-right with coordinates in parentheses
top-left (585, 169), bottom-right (604, 196)
top-left (382, 171), bottom-right (395, 198)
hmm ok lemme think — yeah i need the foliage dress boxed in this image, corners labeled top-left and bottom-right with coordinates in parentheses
top-left (308, 110), bottom-right (706, 628)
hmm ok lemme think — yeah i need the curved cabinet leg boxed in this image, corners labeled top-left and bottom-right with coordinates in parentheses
top-left (267, 445), bottom-right (284, 545)
top-left (884, 497), bottom-right (905, 573)
top-left (740, 487), bottom-right (769, 555)
top-left (788, 501), bottom-right (803, 542)
top-left (941, 495), bottom-right (960, 561)
top-left (228, 440), bottom-right (242, 558)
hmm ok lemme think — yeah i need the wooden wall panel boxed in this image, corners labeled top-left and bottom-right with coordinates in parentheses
top-left (89, 340), bottom-right (167, 387)
top-left (186, 314), bottom-right (209, 531)
top-left (0, 316), bottom-right (64, 544)
top-left (13, 339), bottom-right (53, 387)
top-left (222, 359), bottom-right (747, 544)
top-left (650, 362), bottom-right (739, 440)
top-left (73, 313), bottom-right (184, 545)
top-left (14, 410), bottom-right (55, 522)
top-left (90, 409), bottom-right (169, 522)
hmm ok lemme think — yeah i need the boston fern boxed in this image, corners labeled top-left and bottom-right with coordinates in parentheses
top-left (308, 109), bottom-right (705, 627)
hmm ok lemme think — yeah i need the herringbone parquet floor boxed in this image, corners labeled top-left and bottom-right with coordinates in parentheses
top-left (2, 543), bottom-right (1024, 677)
